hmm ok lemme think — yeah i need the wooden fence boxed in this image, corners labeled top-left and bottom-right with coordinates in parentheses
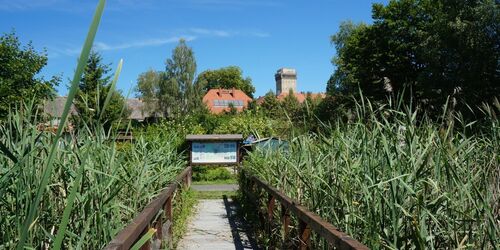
top-left (241, 171), bottom-right (369, 250)
top-left (104, 166), bottom-right (192, 250)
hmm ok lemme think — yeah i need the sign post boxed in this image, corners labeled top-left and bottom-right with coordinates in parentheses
top-left (186, 134), bottom-right (243, 166)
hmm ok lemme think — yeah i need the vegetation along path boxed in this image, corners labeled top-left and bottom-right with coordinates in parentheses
top-left (178, 184), bottom-right (260, 250)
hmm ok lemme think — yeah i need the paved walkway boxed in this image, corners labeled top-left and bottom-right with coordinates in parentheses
top-left (177, 197), bottom-right (260, 250)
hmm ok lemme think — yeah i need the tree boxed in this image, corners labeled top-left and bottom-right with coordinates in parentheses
top-left (74, 51), bottom-right (128, 128)
top-left (158, 39), bottom-right (204, 118)
top-left (136, 69), bottom-right (161, 115)
top-left (281, 89), bottom-right (301, 120)
top-left (195, 66), bottom-right (255, 98)
top-left (0, 31), bottom-right (59, 118)
top-left (260, 90), bottom-right (281, 117)
top-left (330, 0), bottom-right (500, 118)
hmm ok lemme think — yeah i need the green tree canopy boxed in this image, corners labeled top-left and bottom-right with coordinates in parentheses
top-left (329, 0), bottom-right (500, 117)
top-left (136, 69), bottom-right (161, 115)
top-left (260, 90), bottom-right (280, 117)
top-left (152, 39), bottom-right (204, 118)
top-left (74, 50), bottom-right (128, 128)
top-left (196, 66), bottom-right (255, 98)
top-left (0, 31), bottom-right (59, 118)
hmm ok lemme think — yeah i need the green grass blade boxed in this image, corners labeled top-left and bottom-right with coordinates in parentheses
top-left (16, 0), bottom-right (107, 249)
top-left (51, 155), bottom-right (87, 249)
top-left (130, 228), bottom-right (156, 250)
top-left (99, 59), bottom-right (123, 121)
top-left (0, 141), bottom-right (17, 163)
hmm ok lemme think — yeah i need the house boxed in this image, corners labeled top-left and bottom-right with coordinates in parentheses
top-left (41, 96), bottom-right (78, 131)
top-left (42, 97), bottom-right (160, 123)
top-left (203, 88), bottom-right (252, 114)
top-left (125, 98), bottom-right (162, 122)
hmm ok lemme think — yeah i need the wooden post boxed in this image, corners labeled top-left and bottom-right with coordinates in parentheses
top-left (298, 219), bottom-right (311, 250)
top-left (163, 196), bottom-right (173, 249)
top-left (281, 204), bottom-right (290, 240)
top-left (184, 167), bottom-right (192, 188)
top-left (155, 215), bottom-right (163, 246)
top-left (267, 194), bottom-right (275, 222)
top-left (266, 194), bottom-right (276, 248)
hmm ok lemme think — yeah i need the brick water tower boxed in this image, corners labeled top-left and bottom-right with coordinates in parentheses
top-left (275, 68), bottom-right (297, 95)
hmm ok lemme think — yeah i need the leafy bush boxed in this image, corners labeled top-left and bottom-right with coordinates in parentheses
top-left (192, 166), bottom-right (234, 182)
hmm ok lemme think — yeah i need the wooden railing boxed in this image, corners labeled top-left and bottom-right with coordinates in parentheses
top-left (105, 166), bottom-right (192, 250)
top-left (241, 171), bottom-right (369, 250)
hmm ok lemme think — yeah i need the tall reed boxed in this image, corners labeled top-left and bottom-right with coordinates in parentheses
top-left (243, 98), bottom-right (499, 249)
top-left (0, 101), bottom-right (185, 249)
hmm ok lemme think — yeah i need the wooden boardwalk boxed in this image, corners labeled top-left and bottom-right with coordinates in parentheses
top-left (178, 197), bottom-right (260, 250)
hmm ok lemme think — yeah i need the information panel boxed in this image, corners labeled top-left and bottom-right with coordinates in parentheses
top-left (191, 142), bottom-right (238, 164)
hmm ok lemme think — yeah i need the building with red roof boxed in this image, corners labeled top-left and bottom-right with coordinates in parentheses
top-left (203, 88), bottom-right (252, 114)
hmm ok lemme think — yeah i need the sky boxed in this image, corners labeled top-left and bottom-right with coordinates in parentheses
top-left (0, 0), bottom-right (388, 98)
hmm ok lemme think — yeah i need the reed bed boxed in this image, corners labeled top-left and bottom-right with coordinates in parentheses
top-left (243, 99), bottom-right (499, 249)
top-left (0, 103), bottom-right (185, 249)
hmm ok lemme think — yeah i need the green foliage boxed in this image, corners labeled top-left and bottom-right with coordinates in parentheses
top-left (259, 91), bottom-right (280, 117)
top-left (135, 69), bottom-right (161, 115)
top-left (74, 51), bottom-right (129, 129)
top-left (172, 188), bottom-right (197, 248)
top-left (330, 0), bottom-right (500, 118)
top-left (212, 112), bottom-right (277, 138)
top-left (195, 66), bottom-right (256, 98)
top-left (0, 103), bottom-right (185, 249)
top-left (0, 31), bottom-right (59, 119)
top-left (192, 167), bottom-right (234, 182)
top-left (136, 39), bottom-right (205, 118)
top-left (242, 97), bottom-right (500, 249)
top-left (161, 39), bottom-right (204, 118)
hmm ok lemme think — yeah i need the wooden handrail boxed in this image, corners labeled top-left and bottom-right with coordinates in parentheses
top-left (105, 166), bottom-right (192, 250)
top-left (242, 171), bottom-right (369, 250)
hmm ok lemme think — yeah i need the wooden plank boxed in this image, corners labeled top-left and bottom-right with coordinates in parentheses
top-left (104, 167), bottom-right (192, 250)
top-left (248, 174), bottom-right (369, 250)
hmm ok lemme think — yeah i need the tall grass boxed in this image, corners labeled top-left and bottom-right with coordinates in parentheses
top-left (0, 102), bottom-right (185, 249)
top-left (243, 98), bottom-right (499, 249)
top-left (0, 1), bottom-right (186, 248)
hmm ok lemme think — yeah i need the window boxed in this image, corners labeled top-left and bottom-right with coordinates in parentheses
top-left (212, 100), bottom-right (245, 107)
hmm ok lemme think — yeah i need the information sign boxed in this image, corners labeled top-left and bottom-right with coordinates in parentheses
top-left (191, 142), bottom-right (238, 164)
top-left (186, 134), bottom-right (242, 166)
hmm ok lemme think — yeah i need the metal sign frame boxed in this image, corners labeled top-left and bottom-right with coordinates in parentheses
top-left (186, 134), bottom-right (243, 166)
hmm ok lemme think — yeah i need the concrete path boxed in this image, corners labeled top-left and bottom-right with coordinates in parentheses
top-left (191, 184), bottom-right (238, 192)
top-left (177, 197), bottom-right (260, 250)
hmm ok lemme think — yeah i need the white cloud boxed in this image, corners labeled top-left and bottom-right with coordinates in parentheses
top-left (47, 35), bottom-right (196, 57)
top-left (190, 28), bottom-right (270, 38)
top-left (94, 36), bottom-right (196, 51)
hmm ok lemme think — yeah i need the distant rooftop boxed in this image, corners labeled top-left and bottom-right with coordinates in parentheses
top-left (43, 96), bottom-right (161, 121)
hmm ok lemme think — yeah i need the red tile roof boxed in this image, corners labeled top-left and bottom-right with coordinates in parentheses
top-left (203, 88), bottom-right (252, 114)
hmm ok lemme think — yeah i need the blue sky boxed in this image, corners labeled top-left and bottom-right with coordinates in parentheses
top-left (0, 0), bottom-right (387, 98)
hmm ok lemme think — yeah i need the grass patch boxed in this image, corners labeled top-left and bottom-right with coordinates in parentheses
top-left (194, 190), bottom-right (237, 200)
top-left (173, 188), bottom-right (198, 249)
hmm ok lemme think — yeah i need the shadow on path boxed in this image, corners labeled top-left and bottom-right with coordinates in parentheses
top-left (222, 195), bottom-right (261, 250)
